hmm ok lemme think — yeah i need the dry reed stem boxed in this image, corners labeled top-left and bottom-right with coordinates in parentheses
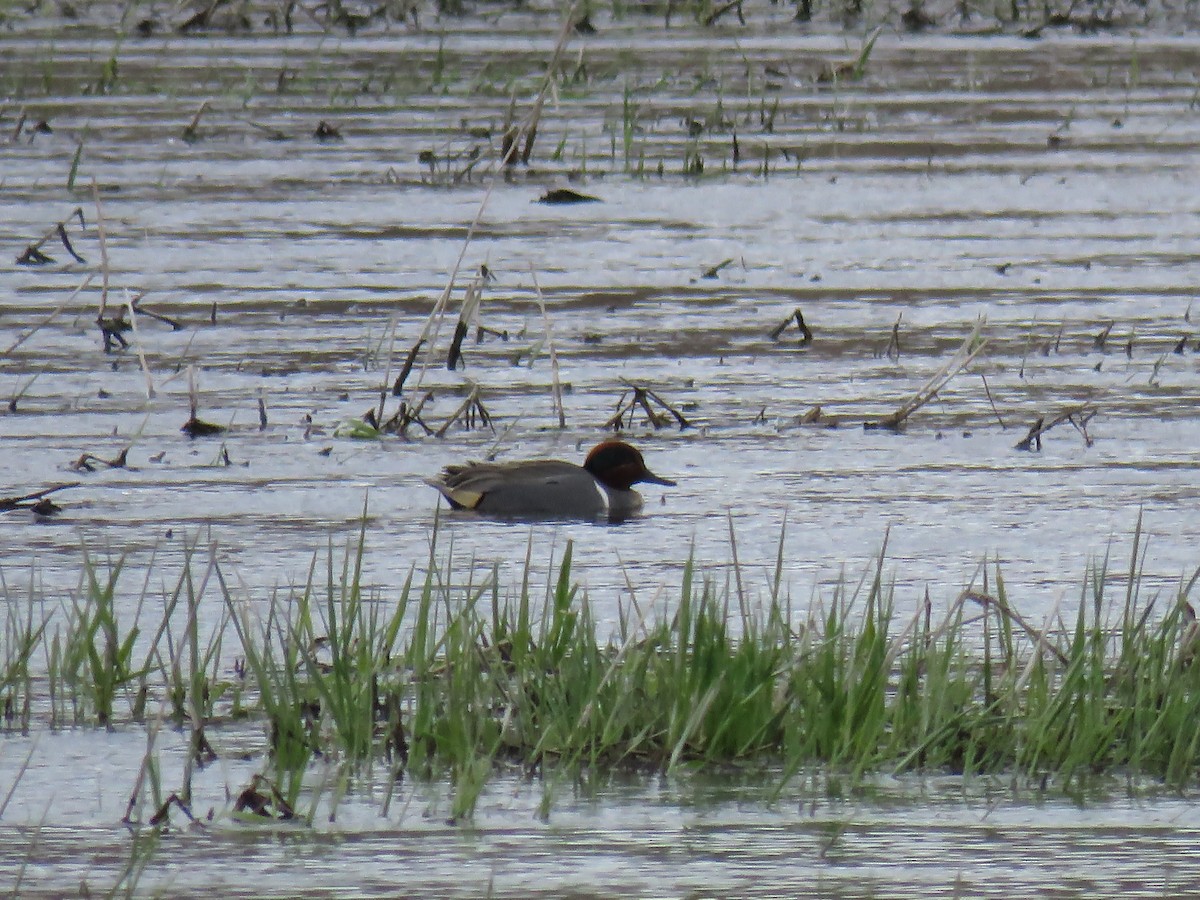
top-left (529, 265), bottom-right (566, 429)
top-left (884, 312), bottom-right (902, 361)
top-left (382, 389), bottom-right (435, 436)
top-left (182, 100), bottom-right (210, 142)
top-left (121, 714), bottom-right (165, 824)
top-left (871, 318), bottom-right (986, 430)
top-left (980, 373), bottom-right (1005, 428)
top-left (435, 384), bottom-right (492, 437)
top-left (406, 4), bottom-right (577, 398)
top-left (124, 291), bottom-right (156, 399)
top-left (769, 307), bottom-right (813, 344)
top-left (374, 315), bottom-right (402, 424)
top-left (91, 179), bottom-right (111, 321)
top-left (70, 447), bottom-right (129, 471)
top-left (128, 295), bottom-right (182, 331)
top-left (603, 380), bottom-right (691, 431)
top-left (446, 269), bottom-right (486, 371)
top-left (702, 0), bottom-right (745, 26)
top-left (15, 208), bottom-right (86, 265)
top-left (1014, 593), bottom-right (1068, 692)
top-left (0, 737), bottom-right (39, 820)
top-left (187, 365), bottom-right (199, 419)
top-left (9, 106), bottom-right (25, 142)
top-left (4, 272), bottom-right (96, 357)
top-left (0, 483), bottom-right (77, 512)
top-left (962, 589), bottom-right (1070, 667)
top-left (1015, 402), bottom-right (1095, 451)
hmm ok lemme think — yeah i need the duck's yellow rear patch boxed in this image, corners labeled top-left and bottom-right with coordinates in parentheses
top-left (448, 488), bottom-right (484, 509)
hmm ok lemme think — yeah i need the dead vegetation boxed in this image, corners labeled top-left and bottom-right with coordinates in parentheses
top-left (0, 483), bottom-right (76, 516)
top-left (71, 446), bottom-right (130, 472)
top-left (769, 307), bottom-right (813, 345)
top-left (15, 207), bottom-right (87, 267)
top-left (867, 318), bottom-right (987, 431)
top-left (603, 379), bottom-right (691, 431)
top-left (6, 9), bottom-right (1197, 513)
top-left (1015, 403), bottom-right (1097, 452)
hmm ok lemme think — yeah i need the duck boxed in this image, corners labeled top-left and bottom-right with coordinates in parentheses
top-left (426, 440), bottom-right (675, 520)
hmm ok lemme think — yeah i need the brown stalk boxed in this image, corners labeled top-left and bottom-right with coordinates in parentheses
top-left (769, 307), bottom-right (813, 345)
top-left (980, 373), bottom-right (1005, 429)
top-left (15, 208), bottom-right (87, 265)
top-left (382, 390), bottom-right (435, 437)
top-left (603, 379), bottom-right (691, 431)
top-left (1014, 402), bottom-right (1095, 451)
top-left (4, 272), bottom-right (95, 357)
top-left (446, 268), bottom-right (488, 371)
top-left (435, 385), bottom-right (493, 437)
top-left (391, 339), bottom-right (425, 397)
top-left (130, 294), bottom-right (183, 330)
top-left (518, 10), bottom-right (576, 164)
top-left (702, 0), bottom-right (744, 26)
top-left (182, 100), bottom-right (211, 142)
top-left (70, 447), bottom-right (130, 472)
top-left (182, 366), bottom-right (224, 437)
top-left (884, 313), bottom-right (902, 361)
top-left (962, 589), bottom-right (1070, 667)
top-left (124, 292), bottom-right (157, 399)
top-left (148, 793), bottom-right (199, 827)
top-left (530, 265), bottom-right (566, 429)
top-left (92, 180), bottom-right (111, 323)
top-left (0, 483), bottom-right (78, 513)
top-left (407, 2), bottom-right (578, 398)
top-left (9, 107), bottom-right (26, 142)
top-left (868, 318), bottom-right (986, 431)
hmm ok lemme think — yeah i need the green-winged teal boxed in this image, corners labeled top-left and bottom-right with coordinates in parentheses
top-left (427, 440), bottom-right (675, 520)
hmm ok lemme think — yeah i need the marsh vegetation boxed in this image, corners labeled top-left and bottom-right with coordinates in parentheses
top-left (4, 0), bottom-right (1200, 895)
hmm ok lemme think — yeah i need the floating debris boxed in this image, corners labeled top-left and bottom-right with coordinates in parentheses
top-left (15, 207), bottom-right (87, 266)
top-left (233, 775), bottom-right (295, 820)
top-left (313, 120), bottom-right (343, 142)
top-left (603, 379), bottom-right (691, 431)
top-left (700, 258), bottom-right (734, 279)
top-left (70, 446), bottom-right (130, 472)
top-left (334, 415), bottom-right (383, 440)
top-left (181, 417), bottom-right (225, 438)
top-left (0, 483), bottom-right (77, 515)
top-left (1015, 403), bottom-right (1096, 452)
top-left (536, 188), bottom-right (601, 205)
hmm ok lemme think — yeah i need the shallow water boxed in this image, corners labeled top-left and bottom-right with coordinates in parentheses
top-left (3, 727), bottom-right (1200, 898)
top-left (3, 7), bottom-right (1200, 895)
top-left (4, 23), bottom-right (1198, 619)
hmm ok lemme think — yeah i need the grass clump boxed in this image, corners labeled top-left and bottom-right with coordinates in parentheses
top-left (5, 516), bottom-right (1200, 821)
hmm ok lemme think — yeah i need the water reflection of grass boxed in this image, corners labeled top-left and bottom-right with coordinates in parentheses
top-left (3, 514), bottom-right (1200, 826)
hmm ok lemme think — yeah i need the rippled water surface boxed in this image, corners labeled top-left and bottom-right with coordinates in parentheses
top-left (3, 6), bottom-right (1200, 895)
top-left (4, 726), bottom-right (1200, 897)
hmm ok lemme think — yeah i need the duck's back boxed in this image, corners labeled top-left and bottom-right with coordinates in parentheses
top-left (432, 459), bottom-right (606, 517)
